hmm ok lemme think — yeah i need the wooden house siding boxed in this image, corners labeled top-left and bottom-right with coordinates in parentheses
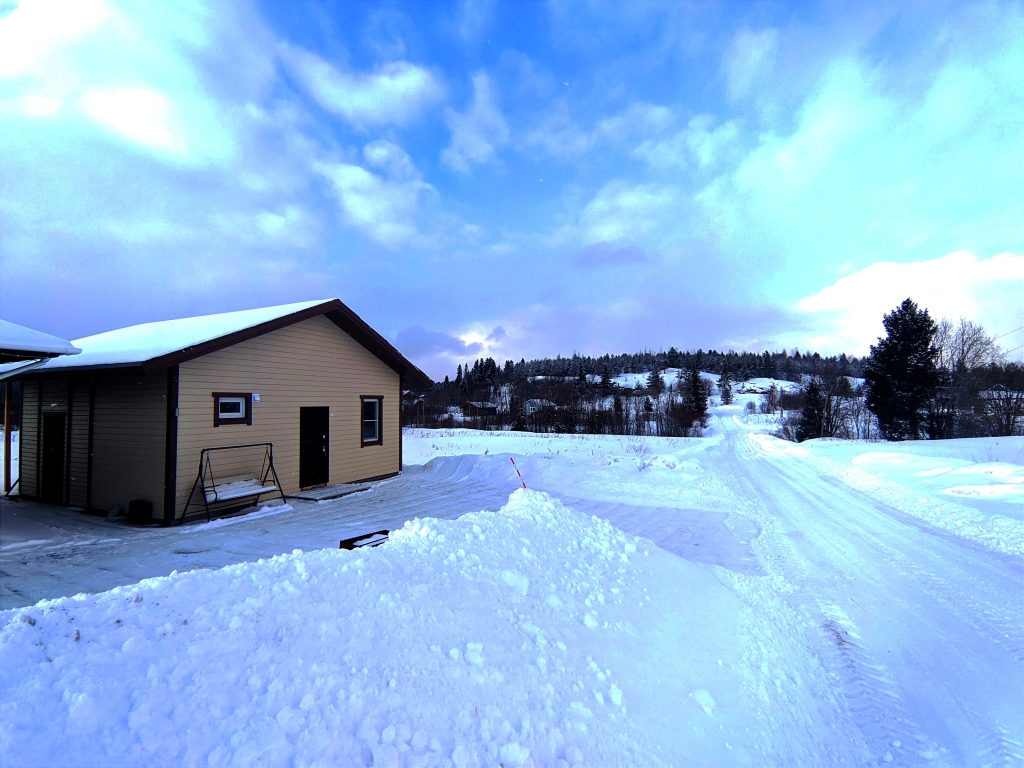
top-left (20, 379), bottom-right (39, 496)
top-left (68, 378), bottom-right (91, 508)
top-left (90, 374), bottom-right (167, 515)
top-left (174, 315), bottom-right (400, 518)
top-left (40, 378), bottom-right (69, 501)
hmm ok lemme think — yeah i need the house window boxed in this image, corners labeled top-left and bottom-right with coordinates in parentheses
top-left (213, 393), bottom-right (253, 427)
top-left (361, 396), bottom-right (382, 446)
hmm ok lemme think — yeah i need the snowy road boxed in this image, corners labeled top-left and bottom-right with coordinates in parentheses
top-left (712, 414), bottom-right (1024, 765)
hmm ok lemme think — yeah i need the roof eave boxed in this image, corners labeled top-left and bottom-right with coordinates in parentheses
top-left (2, 300), bottom-right (432, 388)
top-left (139, 299), bottom-right (432, 387)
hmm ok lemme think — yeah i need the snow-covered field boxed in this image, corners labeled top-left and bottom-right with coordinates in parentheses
top-left (1, 411), bottom-right (1022, 766)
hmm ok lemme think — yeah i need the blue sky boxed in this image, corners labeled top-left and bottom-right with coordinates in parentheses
top-left (1, 0), bottom-right (1022, 378)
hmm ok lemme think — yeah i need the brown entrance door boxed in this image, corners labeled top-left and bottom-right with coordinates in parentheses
top-left (41, 412), bottom-right (66, 503)
top-left (299, 407), bottom-right (329, 488)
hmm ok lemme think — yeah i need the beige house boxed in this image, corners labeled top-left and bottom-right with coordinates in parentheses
top-left (3, 299), bottom-right (430, 524)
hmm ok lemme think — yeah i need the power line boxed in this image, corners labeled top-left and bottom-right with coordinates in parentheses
top-left (993, 325), bottom-right (1024, 341)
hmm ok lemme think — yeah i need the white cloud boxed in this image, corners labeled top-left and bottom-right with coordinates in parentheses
top-left (722, 28), bottom-right (779, 101)
top-left (695, 23), bottom-right (1024, 296)
top-left (362, 140), bottom-right (418, 181)
top-left (451, 0), bottom-right (496, 45)
top-left (795, 252), bottom-right (1024, 355)
top-left (278, 44), bottom-right (443, 129)
top-left (579, 181), bottom-right (681, 245)
top-left (442, 71), bottom-right (509, 174)
top-left (633, 115), bottom-right (739, 170)
top-left (522, 101), bottom-right (593, 156)
top-left (315, 150), bottom-right (434, 249)
top-left (0, 0), bottom-right (109, 77)
top-left (595, 102), bottom-right (673, 143)
top-left (0, 0), bottom-right (240, 165)
top-left (78, 86), bottom-right (184, 155)
top-left (526, 101), bottom-right (674, 159)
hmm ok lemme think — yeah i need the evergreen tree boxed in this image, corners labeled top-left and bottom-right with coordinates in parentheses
top-left (667, 346), bottom-right (681, 369)
top-left (797, 377), bottom-right (825, 442)
top-left (719, 371), bottom-right (733, 405)
top-left (864, 298), bottom-right (940, 440)
top-left (575, 369), bottom-right (588, 395)
top-left (599, 366), bottom-right (614, 394)
top-left (684, 367), bottom-right (708, 417)
top-left (646, 368), bottom-right (665, 397)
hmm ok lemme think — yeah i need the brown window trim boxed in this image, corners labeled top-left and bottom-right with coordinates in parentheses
top-left (213, 392), bottom-right (253, 427)
top-left (360, 395), bottom-right (383, 447)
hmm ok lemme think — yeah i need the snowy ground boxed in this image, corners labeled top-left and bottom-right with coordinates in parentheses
top-left (1, 413), bottom-right (1022, 766)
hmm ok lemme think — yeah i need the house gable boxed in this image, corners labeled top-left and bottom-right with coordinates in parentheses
top-left (173, 315), bottom-right (402, 518)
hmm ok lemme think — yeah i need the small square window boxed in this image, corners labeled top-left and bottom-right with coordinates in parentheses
top-left (361, 397), bottom-right (382, 446)
top-left (213, 393), bottom-right (253, 427)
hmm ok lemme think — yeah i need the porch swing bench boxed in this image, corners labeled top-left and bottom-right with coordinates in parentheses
top-left (182, 442), bottom-right (285, 523)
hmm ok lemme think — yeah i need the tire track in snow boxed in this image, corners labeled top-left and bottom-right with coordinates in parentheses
top-left (789, 474), bottom-right (1024, 668)
top-left (723, 429), bottom-right (945, 765)
top-left (977, 727), bottom-right (1024, 767)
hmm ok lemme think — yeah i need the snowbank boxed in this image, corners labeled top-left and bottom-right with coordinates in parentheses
top-left (404, 429), bottom-right (724, 510)
top-left (774, 436), bottom-right (1024, 556)
top-left (0, 491), bottom-right (862, 767)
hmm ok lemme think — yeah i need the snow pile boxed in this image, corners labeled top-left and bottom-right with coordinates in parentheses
top-left (0, 490), bottom-right (863, 767)
top-left (404, 429), bottom-right (723, 509)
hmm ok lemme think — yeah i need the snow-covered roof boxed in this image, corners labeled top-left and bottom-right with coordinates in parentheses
top-left (0, 300), bottom-right (432, 387)
top-left (17, 300), bottom-right (332, 371)
top-left (0, 320), bottom-right (81, 361)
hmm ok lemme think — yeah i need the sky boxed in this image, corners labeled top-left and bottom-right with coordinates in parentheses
top-left (0, 0), bottom-right (1022, 379)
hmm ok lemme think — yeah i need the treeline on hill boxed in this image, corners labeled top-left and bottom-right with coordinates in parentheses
top-left (449, 346), bottom-right (864, 383)
top-left (403, 300), bottom-right (1023, 441)
top-left (405, 359), bottom-right (718, 437)
top-left (403, 347), bottom-right (867, 438)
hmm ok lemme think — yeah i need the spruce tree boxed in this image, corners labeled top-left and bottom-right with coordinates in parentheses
top-left (646, 368), bottom-right (665, 397)
top-left (864, 298), bottom-right (940, 440)
top-left (576, 369), bottom-right (588, 395)
top-left (599, 366), bottom-right (614, 394)
top-left (797, 377), bottom-right (825, 442)
top-left (719, 371), bottom-right (733, 405)
top-left (684, 367), bottom-right (708, 417)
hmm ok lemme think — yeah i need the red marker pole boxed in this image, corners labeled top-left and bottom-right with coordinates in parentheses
top-left (510, 457), bottom-right (527, 489)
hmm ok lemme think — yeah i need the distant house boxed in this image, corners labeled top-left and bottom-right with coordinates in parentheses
top-left (463, 401), bottom-right (498, 417)
top-left (522, 399), bottom-right (557, 415)
top-left (0, 300), bottom-right (430, 524)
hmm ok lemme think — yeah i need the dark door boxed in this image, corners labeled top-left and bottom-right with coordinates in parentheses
top-left (299, 407), bottom-right (330, 488)
top-left (41, 412), bottom-right (66, 504)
